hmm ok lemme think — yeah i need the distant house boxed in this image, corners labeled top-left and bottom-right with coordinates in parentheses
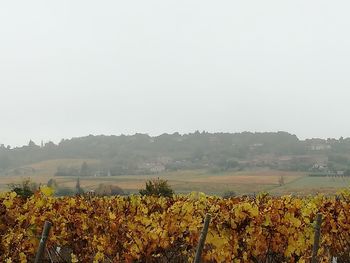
top-left (337, 170), bottom-right (345, 176)
top-left (310, 144), bottom-right (331, 151)
top-left (94, 171), bottom-right (106, 177)
top-left (156, 156), bottom-right (172, 165)
top-left (150, 164), bottom-right (166, 173)
top-left (312, 163), bottom-right (328, 171)
top-left (249, 143), bottom-right (264, 150)
top-left (305, 138), bottom-right (332, 151)
top-left (138, 162), bottom-right (166, 174)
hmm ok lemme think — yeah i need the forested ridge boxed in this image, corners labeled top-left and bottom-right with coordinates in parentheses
top-left (1, 132), bottom-right (350, 175)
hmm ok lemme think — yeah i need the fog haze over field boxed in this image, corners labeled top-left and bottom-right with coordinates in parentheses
top-left (1, 0), bottom-right (350, 146)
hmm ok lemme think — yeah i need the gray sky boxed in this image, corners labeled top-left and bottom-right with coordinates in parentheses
top-left (1, 1), bottom-right (350, 146)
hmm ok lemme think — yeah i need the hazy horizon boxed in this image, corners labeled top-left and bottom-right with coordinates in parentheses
top-left (2, 1), bottom-right (350, 146)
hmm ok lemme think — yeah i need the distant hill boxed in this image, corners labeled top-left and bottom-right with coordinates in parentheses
top-left (1, 132), bottom-right (350, 176)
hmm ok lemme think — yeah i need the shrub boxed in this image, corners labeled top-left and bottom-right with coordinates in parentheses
top-left (8, 178), bottom-right (38, 199)
top-left (95, 184), bottom-right (125, 196)
top-left (47, 178), bottom-right (58, 188)
top-left (139, 178), bottom-right (174, 197)
top-left (222, 190), bottom-right (236, 199)
top-left (55, 187), bottom-right (75, 197)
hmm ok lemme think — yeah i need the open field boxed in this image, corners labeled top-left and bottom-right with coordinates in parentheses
top-left (0, 166), bottom-right (304, 195)
top-left (1, 169), bottom-right (348, 195)
top-left (1, 159), bottom-right (350, 195)
top-left (271, 175), bottom-right (350, 195)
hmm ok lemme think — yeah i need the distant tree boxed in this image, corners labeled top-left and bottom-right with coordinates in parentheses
top-left (278, 175), bottom-right (285, 186)
top-left (345, 169), bottom-right (350, 176)
top-left (75, 178), bottom-right (84, 195)
top-left (0, 155), bottom-right (11, 170)
top-left (216, 158), bottom-right (239, 171)
top-left (328, 162), bottom-right (336, 173)
top-left (80, 162), bottom-right (90, 176)
top-left (139, 178), bottom-right (174, 197)
top-left (28, 140), bottom-right (37, 147)
top-left (47, 178), bottom-right (58, 188)
top-left (44, 141), bottom-right (56, 148)
top-left (55, 166), bottom-right (80, 177)
top-left (225, 159), bottom-right (239, 169)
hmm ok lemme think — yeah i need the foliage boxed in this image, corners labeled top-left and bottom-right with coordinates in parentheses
top-left (47, 178), bottom-right (58, 188)
top-left (222, 190), bottom-right (236, 199)
top-left (55, 187), bottom-right (75, 197)
top-left (54, 165), bottom-right (80, 177)
top-left (80, 161), bottom-right (91, 176)
top-left (0, 132), bottom-right (325, 174)
top-left (139, 178), bottom-right (174, 197)
top-left (278, 175), bottom-right (285, 186)
top-left (8, 178), bottom-right (38, 199)
top-left (3, 192), bottom-right (350, 262)
top-left (75, 178), bottom-right (84, 195)
top-left (4, 132), bottom-right (350, 176)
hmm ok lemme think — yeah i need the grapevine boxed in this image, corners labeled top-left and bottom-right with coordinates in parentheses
top-left (1, 189), bottom-right (350, 262)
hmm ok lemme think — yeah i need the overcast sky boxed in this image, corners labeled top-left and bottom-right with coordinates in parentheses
top-left (1, 1), bottom-right (350, 146)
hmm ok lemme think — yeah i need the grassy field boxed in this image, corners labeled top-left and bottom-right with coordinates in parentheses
top-left (1, 159), bottom-right (349, 195)
top-left (271, 175), bottom-right (350, 195)
top-left (17, 158), bottom-right (100, 177)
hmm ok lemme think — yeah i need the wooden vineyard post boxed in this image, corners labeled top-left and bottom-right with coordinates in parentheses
top-left (311, 213), bottom-right (322, 263)
top-left (194, 214), bottom-right (211, 263)
top-left (34, 221), bottom-right (52, 263)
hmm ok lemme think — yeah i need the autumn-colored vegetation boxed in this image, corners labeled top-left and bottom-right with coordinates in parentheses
top-left (1, 189), bottom-right (350, 262)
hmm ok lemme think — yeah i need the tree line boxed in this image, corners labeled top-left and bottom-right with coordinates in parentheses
top-left (1, 132), bottom-right (350, 174)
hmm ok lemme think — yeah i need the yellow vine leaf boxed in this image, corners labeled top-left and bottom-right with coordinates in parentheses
top-left (40, 186), bottom-right (54, 197)
top-left (71, 253), bottom-right (79, 263)
top-left (2, 192), bottom-right (350, 261)
top-left (3, 199), bottom-right (13, 208)
top-left (19, 252), bottom-right (27, 263)
top-left (109, 212), bottom-right (116, 220)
